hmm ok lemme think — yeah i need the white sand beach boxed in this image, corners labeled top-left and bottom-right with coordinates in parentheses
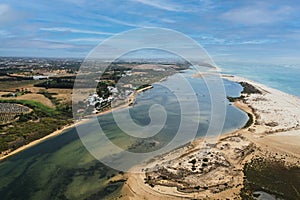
top-left (121, 75), bottom-right (300, 199)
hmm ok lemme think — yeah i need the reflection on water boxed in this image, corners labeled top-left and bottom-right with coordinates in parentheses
top-left (0, 69), bottom-right (248, 200)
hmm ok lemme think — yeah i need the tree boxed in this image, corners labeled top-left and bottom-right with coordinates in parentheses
top-left (96, 82), bottom-right (111, 99)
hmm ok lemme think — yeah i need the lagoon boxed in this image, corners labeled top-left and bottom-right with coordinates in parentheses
top-left (0, 68), bottom-right (248, 200)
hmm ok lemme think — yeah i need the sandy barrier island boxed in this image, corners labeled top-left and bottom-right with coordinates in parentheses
top-left (121, 75), bottom-right (300, 199)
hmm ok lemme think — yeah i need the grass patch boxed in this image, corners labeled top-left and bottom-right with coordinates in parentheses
top-left (0, 99), bottom-right (57, 116)
top-left (0, 99), bottom-right (73, 153)
top-left (0, 80), bottom-right (42, 91)
top-left (241, 157), bottom-right (300, 200)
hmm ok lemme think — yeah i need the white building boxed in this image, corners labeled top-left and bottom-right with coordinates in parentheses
top-left (87, 93), bottom-right (103, 106)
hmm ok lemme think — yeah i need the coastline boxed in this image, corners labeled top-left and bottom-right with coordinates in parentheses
top-left (0, 85), bottom-right (154, 161)
top-left (0, 119), bottom-right (87, 161)
top-left (121, 74), bottom-right (300, 199)
top-left (1, 73), bottom-right (299, 198)
top-left (92, 85), bottom-right (153, 117)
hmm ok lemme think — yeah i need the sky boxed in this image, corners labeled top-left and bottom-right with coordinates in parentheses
top-left (0, 0), bottom-right (300, 64)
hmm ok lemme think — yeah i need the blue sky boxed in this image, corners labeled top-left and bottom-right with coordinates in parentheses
top-left (0, 0), bottom-right (300, 64)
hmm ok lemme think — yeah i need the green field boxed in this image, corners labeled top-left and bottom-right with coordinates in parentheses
top-left (0, 99), bottom-right (73, 153)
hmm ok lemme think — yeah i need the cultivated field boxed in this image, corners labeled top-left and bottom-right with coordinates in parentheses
top-left (0, 103), bottom-right (31, 125)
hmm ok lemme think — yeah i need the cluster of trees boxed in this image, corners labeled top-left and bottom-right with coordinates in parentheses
top-left (34, 77), bottom-right (76, 89)
top-left (34, 64), bottom-right (131, 90)
top-left (96, 82), bottom-right (111, 99)
top-left (1, 88), bottom-right (31, 98)
top-left (240, 82), bottom-right (262, 94)
top-left (38, 90), bottom-right (59, 105)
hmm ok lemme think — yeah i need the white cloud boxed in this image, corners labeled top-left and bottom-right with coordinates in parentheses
top-left (69, 37), bottom-right (103, 43)
top-left (222, 4), bottom-right (293, 25)
top-left (193, 34), bottom-right (277, 46)
top-left (131, 0), bottom-right (184, 12)
top-left (161, 18), bottom-right (176, 23)
top-left (99, 15), bottom-right (141, 27)
top-left (40, 27), bottom-right (114, 35)
top-left (239, 39), bottom-right (275, 45)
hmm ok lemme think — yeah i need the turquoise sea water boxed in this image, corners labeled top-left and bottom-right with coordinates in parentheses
top-left (0, 68), bottom-right (248, 200)
top-left (219, 62), bottom-right (300, 97)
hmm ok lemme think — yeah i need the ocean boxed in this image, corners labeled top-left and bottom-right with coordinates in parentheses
top-left (219, 62), bottom-right (300, 97)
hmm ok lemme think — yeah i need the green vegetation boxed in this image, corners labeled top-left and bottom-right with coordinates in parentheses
top-left (1, 88), bottom-right (31, 98)
top-left (96, 82), bottom-right (111, 99)
top-left (0, 99), bottom-right (73, 153)
top-left (0, 61), bottom-right (190, 155)
top-left (239, 82), bottom-right (262, 94)
top-left (189, 158), bottom-right (197, 165)
top-left (241, 157), bottom-right (300, 200)
top-left (243, 113), bottom-right (254, 129)
top-left (38, 90), bottom-right (59, 105)
top-left (227, 82), bottom-right (261, 103)
top-left (34, 76), bottom-right (76, 89)
top-left (227, 96), bottom-right (244, 102)
top-left (0, 80), bottom-right (42, 91)
top-left (0, 99), bottom-right (56, 115)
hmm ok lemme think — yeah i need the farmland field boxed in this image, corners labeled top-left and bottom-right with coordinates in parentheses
top-left (0, 103), bottom-right (31, 125)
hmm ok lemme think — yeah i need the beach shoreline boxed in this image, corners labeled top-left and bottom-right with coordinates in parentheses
top-left (121, 74), bottom-right (300, 199)
top-left (0, 119), bottom-right (86, 161)
top-left (1, 74), bottom-right (299, 198)
top-left (0, 85), bottom-right (154, 161)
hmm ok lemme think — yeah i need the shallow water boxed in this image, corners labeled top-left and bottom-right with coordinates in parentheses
top-left (0, 68), bottom-right (248, 200)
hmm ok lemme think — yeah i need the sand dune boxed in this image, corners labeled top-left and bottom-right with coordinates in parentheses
top-left (121, 75), bottom-right (300, 199)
